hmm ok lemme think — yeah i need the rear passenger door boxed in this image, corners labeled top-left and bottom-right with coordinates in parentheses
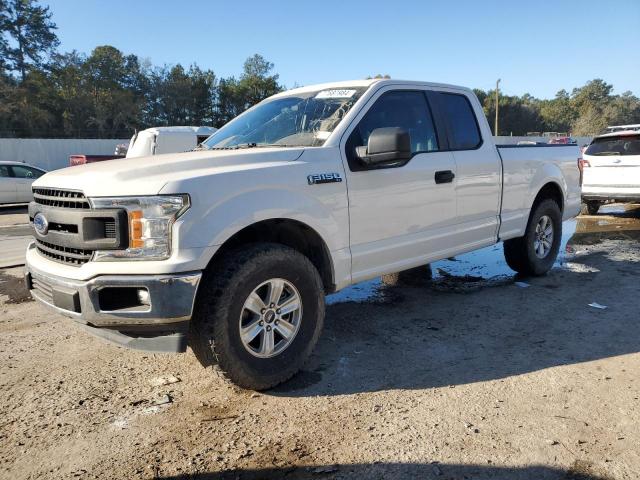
top-left (341, 87), bottom-right (457, 282)
top-left (429, 90), bottom-right (502, 249)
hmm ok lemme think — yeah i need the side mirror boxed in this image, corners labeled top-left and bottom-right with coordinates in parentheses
top-left (355, 127), bottom-right (412, 167)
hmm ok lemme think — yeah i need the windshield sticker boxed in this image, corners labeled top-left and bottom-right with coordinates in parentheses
top-left (315, 131), bottom-right (331, 140)
top-left (315, 89), bottom-right (357, 99)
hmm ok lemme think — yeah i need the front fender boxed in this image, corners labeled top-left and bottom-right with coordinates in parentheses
top-left (159, 149), bottom-right (350, 287)
top-left (160, 155), bottom-right (349, 254)
top-left (184, 187), bottom-right (347, 252)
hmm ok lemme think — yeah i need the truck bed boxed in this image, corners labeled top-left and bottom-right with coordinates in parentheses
top-left (496, 143), bottom-right (581, 241)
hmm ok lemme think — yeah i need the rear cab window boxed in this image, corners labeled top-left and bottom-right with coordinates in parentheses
top-left (585, 135), bottom-right (640, 156)
top-left (433, 92), bottom-right (482, 150)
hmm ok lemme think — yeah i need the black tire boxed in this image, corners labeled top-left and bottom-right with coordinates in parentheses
top-left (381, 264), bottom-right (432, 287)
top-left (503, 198), bottom-right (562, 276)
top-left (581, 201), bottom-right (601, 215)
top-left (189, 243), bottom-right (325, 390)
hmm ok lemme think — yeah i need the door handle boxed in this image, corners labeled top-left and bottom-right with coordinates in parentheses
top-left (435, 170), bottom-right (455, 184)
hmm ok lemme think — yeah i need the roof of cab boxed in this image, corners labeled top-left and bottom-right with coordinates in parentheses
top-left (270, 79), bottom-right (472, 99)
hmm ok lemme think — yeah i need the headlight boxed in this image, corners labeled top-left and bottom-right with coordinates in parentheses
top-left (89, 195), bottom-right (190, 261)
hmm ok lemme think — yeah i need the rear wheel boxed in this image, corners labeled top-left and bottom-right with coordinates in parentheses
top-left (503, 199), bottom-right (562, 276)
top-left (189, 243), bottom-right (325, 390)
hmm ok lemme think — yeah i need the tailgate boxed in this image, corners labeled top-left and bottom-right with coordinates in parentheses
top-left (583, 135), bottom-right (640, 187)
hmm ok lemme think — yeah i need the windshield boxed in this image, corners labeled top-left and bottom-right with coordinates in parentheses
top-left (203, 87), bottom-right (368, 149)
top-left (585, 135), bottom-right (640, 156)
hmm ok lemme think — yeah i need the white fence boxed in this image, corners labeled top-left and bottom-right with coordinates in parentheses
top-left (0, 138), bottom-right (128, 171)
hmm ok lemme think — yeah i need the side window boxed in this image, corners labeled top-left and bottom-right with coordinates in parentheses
top-left (0, 166), bottom-right (10, 178)
top-left (11, 165), bottom-right (44, 179)
top-left (347, 90), bottom-right (439, 169)
top-left (436, 93), bottom-right (482, 150)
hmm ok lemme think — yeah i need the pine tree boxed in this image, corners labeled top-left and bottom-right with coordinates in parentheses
top-left (0, 0), bottom-right (59, 81)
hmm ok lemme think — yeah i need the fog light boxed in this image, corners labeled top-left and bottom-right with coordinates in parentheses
top-left (137, 288), bottom-right (150, 306)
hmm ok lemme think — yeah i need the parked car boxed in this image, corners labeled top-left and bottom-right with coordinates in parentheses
top-left (549, 136), bottom-right (577, 145)
top-left (69, 126), bottom-right (218, 166)
top-left (581, 128), bottom-right (640, 214)
top-left (0, 161), bottom-right (47, 204)
top-left (25, 79), bottom-right (581, 389)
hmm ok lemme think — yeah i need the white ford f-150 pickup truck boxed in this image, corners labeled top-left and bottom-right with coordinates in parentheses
top-left (25, 79), bottom-right (581, 389)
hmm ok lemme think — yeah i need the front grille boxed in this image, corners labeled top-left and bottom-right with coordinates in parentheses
top-left (33, 188), bottom-right (90, 209)
top-left (35, 239), bottom-right (93, 266)
top-left (31, 187), bottom-right (126, 266)
top-left (104, 220), bottom-right (116, 239)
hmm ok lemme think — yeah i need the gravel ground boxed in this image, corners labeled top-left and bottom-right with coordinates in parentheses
top-left (1, 205), bottom-right (639, 480)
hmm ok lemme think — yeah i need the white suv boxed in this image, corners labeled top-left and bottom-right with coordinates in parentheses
top-left (581, 127), bottom-right (640, 214)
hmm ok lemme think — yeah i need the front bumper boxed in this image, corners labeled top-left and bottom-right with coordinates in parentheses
top-left (25, 243), bottom-right (202, 353)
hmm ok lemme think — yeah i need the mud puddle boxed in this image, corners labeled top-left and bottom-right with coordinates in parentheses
top-left (569, 204), bottom-right (640, 245)
top-left (329, 205), bottom-right (640, 301)
top-left (326, 278), bottom-right (395, 305)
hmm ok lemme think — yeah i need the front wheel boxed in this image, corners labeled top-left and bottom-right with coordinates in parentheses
top-left (189, 243), bottom-right (325, 390)
top-left (503, 199), bottom-right (562, 276)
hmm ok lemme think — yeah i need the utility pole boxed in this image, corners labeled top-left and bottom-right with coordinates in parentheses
top-left (495, 78), bottom-right (501, 136)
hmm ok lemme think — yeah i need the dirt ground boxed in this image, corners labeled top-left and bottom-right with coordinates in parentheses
top-left (1, 205), bottom-right (639, 480)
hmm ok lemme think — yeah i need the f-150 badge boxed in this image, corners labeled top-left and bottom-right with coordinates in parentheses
top-left (307, 173), bottom-right (343, 185)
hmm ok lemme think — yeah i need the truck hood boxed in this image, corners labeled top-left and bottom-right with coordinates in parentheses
top-left (33, 147), bottom-right (305, 197)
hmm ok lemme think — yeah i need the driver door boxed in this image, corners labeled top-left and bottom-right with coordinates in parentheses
top-left (341, 87), bottom-right (457, 282)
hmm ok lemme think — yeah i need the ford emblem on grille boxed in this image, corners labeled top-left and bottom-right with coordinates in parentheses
top-left (33, 212), bottom-right (49, 235)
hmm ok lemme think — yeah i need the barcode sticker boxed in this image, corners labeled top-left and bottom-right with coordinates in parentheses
top-left (315, 89), bottom-right (357, 99)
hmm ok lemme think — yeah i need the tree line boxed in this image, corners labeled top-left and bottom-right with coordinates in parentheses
top-left (474, 81), bottom-right (640, 136)
top-left (1, 0), bottom-right (639, 139)
top-left (0, 0), bottom-right (281, 138)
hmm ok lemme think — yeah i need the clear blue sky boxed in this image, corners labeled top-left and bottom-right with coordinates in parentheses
top-left (46, 0), bottom-right (640, 99)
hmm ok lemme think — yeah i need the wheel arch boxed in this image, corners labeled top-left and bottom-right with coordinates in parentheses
top-left (532, 181), bottom-right (564, 213)
top-left (205, 218), bottom-right (336, 294)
